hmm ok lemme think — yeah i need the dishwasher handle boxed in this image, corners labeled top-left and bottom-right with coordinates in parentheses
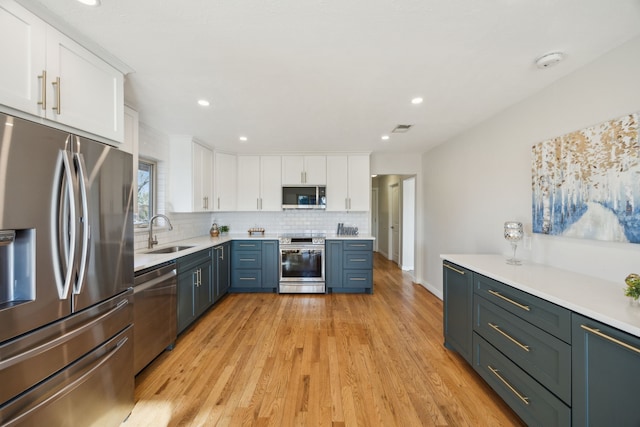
top-left (134, 269), bottom-right (176, 294)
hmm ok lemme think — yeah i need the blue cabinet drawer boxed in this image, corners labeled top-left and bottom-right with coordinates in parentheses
top-left (473, 333), bottom-right (570, 427)
top-left (344, 251), bottom-right (372, 269)
top-left (474, 274), bottom-right (571, 343)
top-left (231, 269), bottom-right (262, 288)
top-left (474, 295), bottom-right (571, 404)
top-left (232, 240), bottom-right (261, 250)
top-left (232, 250), bottom-right (261, 269)
top-left (343, 240), bottom-right (373, 251)
top-left (343, 270), bottom-right (372, 288)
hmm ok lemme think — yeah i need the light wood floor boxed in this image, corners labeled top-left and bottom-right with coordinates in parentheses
top-left (123, 254), bottom-right (524, 426)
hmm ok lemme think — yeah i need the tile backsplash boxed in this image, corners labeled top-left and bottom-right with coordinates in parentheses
top-left (134, 210), bottom-right (369, 251)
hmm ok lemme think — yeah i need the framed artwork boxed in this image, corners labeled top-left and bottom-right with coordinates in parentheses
top-left (532, 113), bottom-right (640, 243)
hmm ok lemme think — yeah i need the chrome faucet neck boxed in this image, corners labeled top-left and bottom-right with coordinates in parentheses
top-left (148, 214), bottom-right (174, 249)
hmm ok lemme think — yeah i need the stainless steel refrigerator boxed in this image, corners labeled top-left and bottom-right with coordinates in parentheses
top-left (0, 112), bottom-right (134, 426)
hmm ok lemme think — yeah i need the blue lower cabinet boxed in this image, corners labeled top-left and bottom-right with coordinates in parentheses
top-left (230, 240), bottom-right (278, 292)
top-left (572, 313), bottom-right (640, 427)
top-left (326, 239), bottom-right (373, 293)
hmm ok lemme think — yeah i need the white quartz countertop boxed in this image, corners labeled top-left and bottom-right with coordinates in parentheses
top-left (325, 235), bottom-right (376, 240)
top-left (440, 254), bottom-right (640, 338)
top-left (135, 233), bottom-right (278, 272)
top-left (135, 233), bottom-right (375, 272)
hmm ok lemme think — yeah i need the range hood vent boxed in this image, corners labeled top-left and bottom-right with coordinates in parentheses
top-left (392, 124), bottom-right (413, 133)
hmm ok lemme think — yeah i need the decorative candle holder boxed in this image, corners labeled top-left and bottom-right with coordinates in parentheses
top-left (504, 221), bottom-right (524, 265)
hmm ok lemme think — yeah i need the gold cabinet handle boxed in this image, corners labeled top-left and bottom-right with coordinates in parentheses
top-left (489, 323), bottom-right (530, 352)
top-left (37, 70), bottom-right (47, 109)
top-left (443, 263), bottom-right (465, 275)
top-left (488, 289), bottom-right (530, 312)
top-left (488, 365), bottom-right (530, 405)
top-left (580, 324), bottom-right (640, 354)
top-left (51, 76), bottom-right (61, 113)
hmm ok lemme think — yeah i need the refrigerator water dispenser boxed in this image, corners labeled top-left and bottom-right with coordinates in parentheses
top-left (0, 229), bottom-right (35, 308)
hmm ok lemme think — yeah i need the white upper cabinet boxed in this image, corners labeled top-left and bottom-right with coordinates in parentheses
top-left (0, 0), bottom-right (124, 142)
top-left (0, 1), bottom-right (46, 115)
top-left (237, 155), bottom-right (282, 211)
top-left (168, 137), bottom-right (214, 212)
top-left (326, 154), bottom-right (370, 211)
top-left (45, 31), bottom-right (124, 142)
top-left (282, 155), bottom-right (326, 185)
top-left (213, 151), bottom-right (237, 211)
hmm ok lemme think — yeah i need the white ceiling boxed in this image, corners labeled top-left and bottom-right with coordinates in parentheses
top-left (24, 0), bottom-right (640, 154)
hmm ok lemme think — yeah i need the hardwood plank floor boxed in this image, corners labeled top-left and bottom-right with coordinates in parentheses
top-left (123, 254), bottom-right (524, 426)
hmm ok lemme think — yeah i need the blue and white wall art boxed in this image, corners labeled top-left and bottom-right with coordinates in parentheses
top-left (532, 113), bottom-right (640, 243)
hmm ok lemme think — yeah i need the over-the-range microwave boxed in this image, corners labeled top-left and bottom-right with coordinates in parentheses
top-left (282, 186), bottom-right (326, 209)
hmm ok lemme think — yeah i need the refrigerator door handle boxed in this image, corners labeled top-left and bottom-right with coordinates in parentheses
top-left (52, 148), bottom-right (77, 300)
top-left (74, 150), bottom-right (91, 295)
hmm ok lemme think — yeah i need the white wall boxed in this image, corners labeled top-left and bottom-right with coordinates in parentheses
top-left (421, 35), bottom-right (640, 297)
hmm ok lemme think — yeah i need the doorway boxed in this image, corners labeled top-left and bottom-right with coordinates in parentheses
top-left (370, 175), bottom-right (415, 272)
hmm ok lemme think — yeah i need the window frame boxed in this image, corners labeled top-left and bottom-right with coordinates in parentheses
top-left (136, 158), bottom-right (156, 225)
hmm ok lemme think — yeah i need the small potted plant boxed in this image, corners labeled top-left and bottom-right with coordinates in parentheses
top-left (624, 273), bottom-right (640, 301)
top-left (219, 225), bottom-right (230, 235)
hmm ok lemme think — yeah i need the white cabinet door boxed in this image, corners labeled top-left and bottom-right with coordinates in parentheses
top-left (303, 155), bottom-right (326, 185)
top-left (326, 155), bottom-right (349, 211)
top-left (326, 154), bottom-right (370, 211)
top-left (46, 30), bottom-right (124, 142)
top-left (0, 1), bottom-right (46, 115)
top-left (237, 156), bottom-right (280, 211)
top-left (199, 145), bottom-right (213, 211)
top-left (214, 152), bottom-right (237, 211)
top-left (123, 106), bottom-right (138, 215)
top-left (260, 156), bottom-right (282, 211)
top-left (347, 155), bottom-right (370, 211)
top-left (281, 155), bottom-right (305, 185)
top-left (281, 155), bottom-right (326, 185)
top-left (237, 155), bottom-right (260, 211)
top-left (168, 137), bottom-right (213, 212)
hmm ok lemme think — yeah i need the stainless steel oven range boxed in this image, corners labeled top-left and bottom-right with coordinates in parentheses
top-left (279, 234), bottom-right (325, 293)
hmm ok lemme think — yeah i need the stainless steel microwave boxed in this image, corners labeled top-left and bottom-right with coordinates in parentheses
top-left (282, 186), bottom-right (326, 209)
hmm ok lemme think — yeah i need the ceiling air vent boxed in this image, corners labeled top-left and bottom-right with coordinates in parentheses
top-left (392, 124), bottom-right (413, 133)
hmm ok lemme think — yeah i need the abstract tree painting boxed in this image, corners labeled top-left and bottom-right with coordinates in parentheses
top-left (532, 113), bottom-right (640, 243)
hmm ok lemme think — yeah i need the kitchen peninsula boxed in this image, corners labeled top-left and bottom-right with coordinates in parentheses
top-left (441, 254), bottom-right (640, 426)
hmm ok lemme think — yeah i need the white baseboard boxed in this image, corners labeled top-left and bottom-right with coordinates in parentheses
top-left (416, 280), bottom-right (443, 300)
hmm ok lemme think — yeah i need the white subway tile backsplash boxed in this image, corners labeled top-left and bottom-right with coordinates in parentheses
top-left (134, 210), bottom-right (370, 251)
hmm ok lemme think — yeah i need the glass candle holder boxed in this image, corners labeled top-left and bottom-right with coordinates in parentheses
top-left (504, 221), bottom-right (523, 265)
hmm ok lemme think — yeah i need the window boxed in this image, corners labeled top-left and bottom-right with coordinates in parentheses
top-left (137, 159), bottom-right (155, 223)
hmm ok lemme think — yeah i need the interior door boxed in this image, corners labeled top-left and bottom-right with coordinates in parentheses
top-left (391, 184), bottom-right (400, 264)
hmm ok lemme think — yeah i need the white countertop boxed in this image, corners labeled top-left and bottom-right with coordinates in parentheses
top-left (135, 233), bottom-right (278, 272)
top-left (441, 254), bottom-right (640, 338)
top-left (325, 234), bottom-right (376, 240)
top-left (135, 233), bottom-right (375, 272)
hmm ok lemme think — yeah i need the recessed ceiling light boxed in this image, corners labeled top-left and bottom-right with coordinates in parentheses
top-left (239, 136), bottom-right (248, 142)
top-left (197, 99), bottom-right (210, 107)
top-left (77, 0), bottom-right (101, 6)
top-left (411, 97), bottom-right (423, 105)
top-left (381, 135), bottom-right (390, 141)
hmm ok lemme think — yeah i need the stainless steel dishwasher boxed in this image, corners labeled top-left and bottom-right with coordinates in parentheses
top-left (133, 261), bottom-right (177, 374)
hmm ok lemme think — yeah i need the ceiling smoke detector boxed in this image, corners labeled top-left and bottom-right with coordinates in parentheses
top-left (535, 52), bottom-right (565, 69)
top-left (392, 124), bottom-right (413, 133)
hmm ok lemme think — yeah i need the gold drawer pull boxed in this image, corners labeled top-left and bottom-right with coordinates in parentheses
top-left (488, 290), bottom-right (531, 312)
top-left (488, 365), bottom-right (530, 405)
top-left (443, 263), bottom-right (465, 275)
top-left (580, 325), bottom-right (640, 354)
top-left (489, 323), bottom-right (530, 352)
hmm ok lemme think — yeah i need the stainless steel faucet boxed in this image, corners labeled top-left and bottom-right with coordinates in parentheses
top-left (148, 214), bottom-right (174, 249)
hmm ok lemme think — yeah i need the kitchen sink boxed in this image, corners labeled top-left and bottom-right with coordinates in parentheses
top-left (145, 245), bottom-right (194, 254)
